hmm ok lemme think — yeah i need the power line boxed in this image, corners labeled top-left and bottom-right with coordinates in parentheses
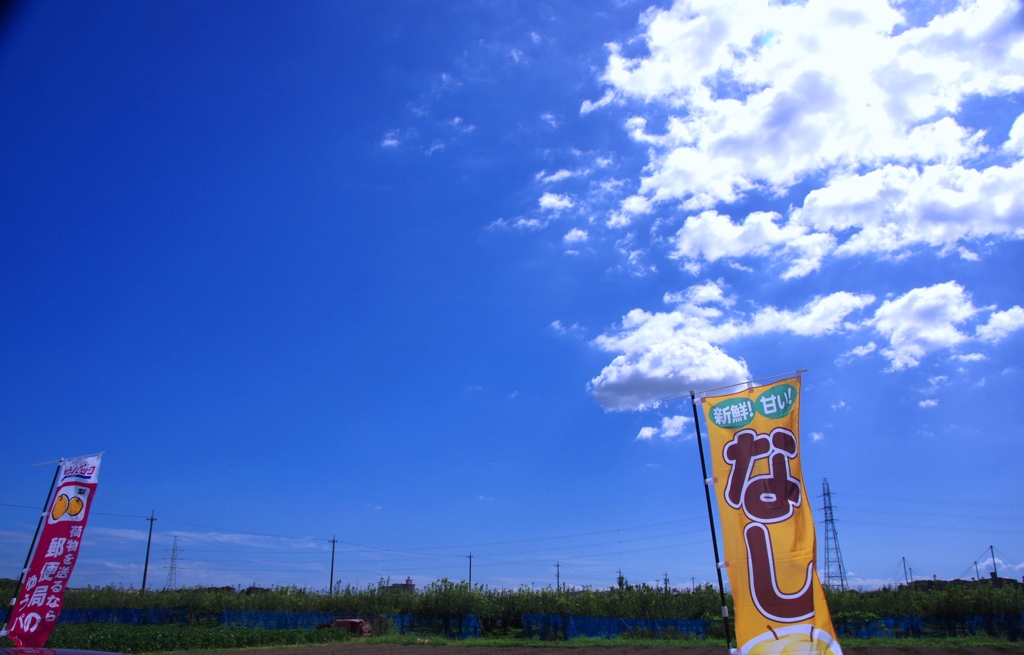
top-left (837, 506), bottom-right (1024, 523)
top-left (0, 502), bottom-right (148, 519)
top-left (837, 494), bottom-right (1024, 510)
top-left (838, 520), bottom-right (1024, 536)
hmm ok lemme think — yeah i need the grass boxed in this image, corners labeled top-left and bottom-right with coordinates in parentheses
top-left (6, 625), bottom-right (1024, 653)
top-left (0, 624), bottom-right (354, 653)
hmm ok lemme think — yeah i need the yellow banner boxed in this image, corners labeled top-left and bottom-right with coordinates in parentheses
top-left (702, 376), bottom-right (841, 655)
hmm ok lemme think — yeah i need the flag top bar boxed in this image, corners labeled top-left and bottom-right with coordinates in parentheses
top-left (663, 369), bottom-right (807, 404)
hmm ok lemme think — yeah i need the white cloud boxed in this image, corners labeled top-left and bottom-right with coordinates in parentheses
top-left (607, 194), bottom-right (655, 228)
top-left (923, 375), bottom-right (948, 394)
top-left (580, 89), bottom-right (616, 115)
top-left (636, 426), bottom-right (658, 440)
top-left (664, 278), bottom-right (734, 308)
top-left (539, 192), bottom-right (574, 212)
top-left (513, 218), bottom-right (544, 230)
top-left (448, 116), bottom-right (475, 133)
top-left (589, 285), bottom-right (873, 410)
top-left (564, 228), bottom-right (588, 244)
top-left (869, 281), bottom-right (978, 370)
top-left (1004, 112), bottom-right (1024, 156)
top-left (954, 352), bottom-right (986, 362)
top-left (380, 130), bottom-right (400, 148)
top-left (585, 0), bottom-right (1024, 273)
top-left (747, 291), bottom-right (875, 337)
top-left (976, 306), bottom-right (1024, 343)
top-left (660, 415), bottom-right (690, 437)
top-left (541, 112), bottom-right (558, 128)
top-left (836, 341), bottom-right (877, 365)
top-left (671, 211), bottom-right (836, 279)
top-left (810, 432), bottom-right (824, 442)
top-left (919, 399), bottom-right (939, 408)
top-left (538, 169), bottom-right (575, 184)
top-left (794, 161), bottom-right (1024, 258)
top-left (591, 332), bottom-right (749, 411)
top-left (636, 415), bottom-right (693, 440)
top-left (551, 320), bottom-right (582, 336)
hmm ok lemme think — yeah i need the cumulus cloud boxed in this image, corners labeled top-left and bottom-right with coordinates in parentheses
top-left (1004, 113), bottom-right (1024, 156)
top-left (976, 306), bottom-right (1024, 343)
top-left (664, 279), bottom-right (734, 307)
top-left (636, 426), bottom-right (659, 440)
top-left (589, 283), bottom-right (874, 410)
top-left (869, 281), bottom-right (978, 370)
top-left (539, 192), bottom-right (574, 212)
top-left (794, 161), bottom-right (1024, 257)
top-left (564, 228), bottom-right (588, 244)
top-left (589, 0), bottom-right (1024, 273)
top-left (636, 415), bottom-right (692, 440)
top-left (671, 211), bottom-right (836, 279)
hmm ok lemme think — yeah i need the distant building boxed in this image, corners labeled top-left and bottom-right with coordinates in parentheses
top-left (390, 577), bottom-right (415, 593)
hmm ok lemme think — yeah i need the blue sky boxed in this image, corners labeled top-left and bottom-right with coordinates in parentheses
top-left (1, 0), bottom-right (1023, 594)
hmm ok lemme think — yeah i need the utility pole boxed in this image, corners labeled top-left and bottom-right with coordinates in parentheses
top-left (329, 535), bottom-right (337, 595)
top-left (555, 562), bottom-right (560, 592)
top-left (664, 572), bottom-right (670, 597)
top-left (909, 567), bottom-right (914, 583)
top-left (141, 511), bottom-right (156, 594)
top-left (975, 561), bottom-right (980, 580)
top-left (990, 545), bottom-right (998, 578)
top-left (902, 557), bottom-right (909, 586)
top-left (691, 576), bottom-right (695, 592)
top-left (467, 552), bottom-right (473, 588)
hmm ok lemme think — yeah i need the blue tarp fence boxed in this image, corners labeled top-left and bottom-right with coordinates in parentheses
top-left (832, 614), bottom-right (1024, 640)
top-left (522, 614), bottom-right (708, 639)
top-left (523, 613), bottom-right (1024, 640)
top-left (58, 608), bottom-right (479, 638)
top-left (58, 608), bottom-right (191, 625)
top-left (55, 609), bottom-right (1024, 640)
top-left (219, 610), bottom-right (338, 630)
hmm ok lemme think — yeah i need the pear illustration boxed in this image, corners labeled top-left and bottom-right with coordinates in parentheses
top-left (68, 496), bottom-right (84, 516)
top-left (51, 494), bottom-right (69, 520)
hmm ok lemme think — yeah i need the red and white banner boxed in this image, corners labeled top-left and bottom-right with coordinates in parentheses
top-left (3, 454), bottom-right (102, 647)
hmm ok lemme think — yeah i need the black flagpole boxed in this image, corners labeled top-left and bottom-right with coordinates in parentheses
top-left (2, 460), bottom-right (62, 635)
top-left (690, 392), bottom-right (733, 653)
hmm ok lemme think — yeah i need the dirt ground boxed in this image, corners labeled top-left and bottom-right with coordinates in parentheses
top-left (171, 644), bottom-right (1023, 655)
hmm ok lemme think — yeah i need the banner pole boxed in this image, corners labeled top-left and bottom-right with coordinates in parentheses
top-left (690, 392), bottom-right (733, 653)
top-left (1, 460), bottom-right (62, 635)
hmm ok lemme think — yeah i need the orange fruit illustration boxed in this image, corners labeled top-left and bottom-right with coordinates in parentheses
top-left (68, 496), bottom-right (84, 516)
top-left (51, 494), bottom-right (69, 520)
